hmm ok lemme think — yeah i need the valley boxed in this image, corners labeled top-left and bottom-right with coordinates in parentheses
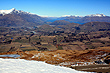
top-left (0, 8), bottom-right (110, 72)
top-left (0, 23), bottom-right (110, 72)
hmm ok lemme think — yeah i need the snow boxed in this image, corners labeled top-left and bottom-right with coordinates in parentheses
top-left (86, 14), bottom-right (106, 17)
top-left (61, 15), bottom-right (71, 17)
top-left (61, 15), bottom-right (83, 17)
top-left (32, 53), bottom-right (44, 58)
top-left (0, 58), bottom-right (90, 73)
top-left (59, 62), bottom-right (95, 67)
top-left (0, 8), bottom-right (15, 15)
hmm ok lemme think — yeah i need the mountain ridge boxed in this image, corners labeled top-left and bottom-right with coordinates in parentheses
top-left (0, 8), bottom-right (110, 27)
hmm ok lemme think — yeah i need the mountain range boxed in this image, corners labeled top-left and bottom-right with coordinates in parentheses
top-left (0, 8), bottom-right (110, 27)
top-left (55, 14), bottom-right (110, 24)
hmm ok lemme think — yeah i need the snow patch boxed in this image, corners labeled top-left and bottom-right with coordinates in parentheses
top-left (0, 58), bottom-right (89, 73)
top-left (32, 53), bottom-right (44, 58)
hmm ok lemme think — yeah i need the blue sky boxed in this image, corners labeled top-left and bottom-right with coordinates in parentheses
top-left (0, 0), bottom-right (110, 17)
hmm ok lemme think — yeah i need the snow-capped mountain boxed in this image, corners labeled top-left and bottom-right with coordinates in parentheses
top-left (54, 14), bottom-right (110, 24)
top-left (0, 8), bottom-right (35, 15)
top-left (60, 15), bottom-right (83, 18)
top-left (0, 8), bottom-right (48, 27)
top-left (86, 14), bottom-right (106, 17)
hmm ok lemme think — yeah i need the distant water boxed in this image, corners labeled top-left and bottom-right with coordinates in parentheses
top-left (0, 54), bottom-right (20, 58)
top-left (74, 22), bottom-right (84, 24)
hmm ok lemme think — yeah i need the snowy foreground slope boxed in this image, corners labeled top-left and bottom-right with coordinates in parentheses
top-left (0, 58), bottom-right (91, 73)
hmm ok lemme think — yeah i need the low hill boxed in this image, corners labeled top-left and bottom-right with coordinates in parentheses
top-left (80, 22), bottom-right (110, 32)
top-left (56, 23), bottom-right (80, 32)
top-left (64, 23), bottom-right (80, 29)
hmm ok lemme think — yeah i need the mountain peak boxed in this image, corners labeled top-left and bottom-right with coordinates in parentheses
top-left (86, 14), bottom-right (106, 17)
top-left (0, 8), bottom-right (17, 15)
top-left (11, 8), bottom-right (16, 11)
